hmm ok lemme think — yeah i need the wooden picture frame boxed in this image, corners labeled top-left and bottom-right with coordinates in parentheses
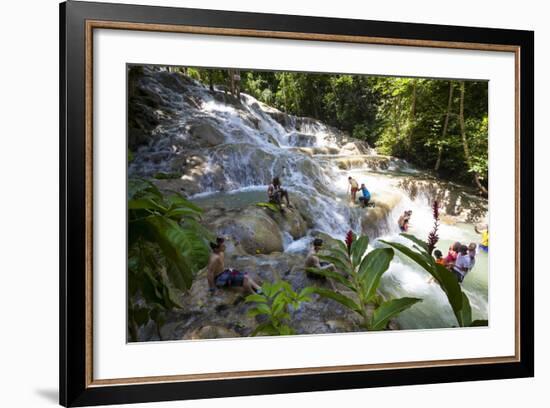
top-left (60, 1), bottom-right (534, 406)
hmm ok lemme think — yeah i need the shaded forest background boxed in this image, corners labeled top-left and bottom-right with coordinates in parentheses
top-left (161, 66), bottom-right (489, 193)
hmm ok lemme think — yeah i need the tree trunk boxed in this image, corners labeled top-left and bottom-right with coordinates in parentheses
top-left (407, 80), bottom-right (417, 148)
top-left (459, 81), bottom-right (488, 195)
top-left (228, 69), bottom-right (235, 96)
top-left (435, 81), bottom-right (454, 171)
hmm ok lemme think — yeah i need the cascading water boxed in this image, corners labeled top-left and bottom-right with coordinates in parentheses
top-left (130, 67), bottom-right (488, 329)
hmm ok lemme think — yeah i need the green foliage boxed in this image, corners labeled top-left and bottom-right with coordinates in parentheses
top-left (256, 202), bottom-right (281, 212)
top-left (307, 234), bottom-right (421, 330)
top-left (380, 234), bottom-right (483, 327)
top-left (127, 178), bottom-right (212, 340)
top-left (245, 281), bottom-right (314, 336)
top-left (186, 67), bottom-right (487, 189)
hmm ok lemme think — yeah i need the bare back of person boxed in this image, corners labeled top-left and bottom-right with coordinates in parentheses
top-left (207, 251), bottom-right (225, 288)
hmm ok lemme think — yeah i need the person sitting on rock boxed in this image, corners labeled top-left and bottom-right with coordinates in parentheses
top-left (305, 238), bottom-right (337, 287)
top-left (398, 210), bottom-right (412, 232)
top-left (207, 237), bottom-right (262, 295)
top-left (358, 183), bottom-right (374, 208)
top-left (267, 176), bottom-right (291, 210)
top-left (348, 176), bottom-right (359, 203)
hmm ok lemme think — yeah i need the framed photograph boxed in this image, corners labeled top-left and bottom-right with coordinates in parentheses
top-left (60, 1), bottom-right (534, 406)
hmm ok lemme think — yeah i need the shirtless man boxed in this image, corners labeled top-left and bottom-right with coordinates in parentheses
top-left (267, 177), bottom-right (291, 210)
top-left (305, 238), bottom-right (338, 289)
top-left (207, 237), bottom-right (262, 294)
top-left (348, 176), bottom-right (359, 203)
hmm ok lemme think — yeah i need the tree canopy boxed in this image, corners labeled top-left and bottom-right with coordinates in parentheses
top-left (181, 67), bottom-right (488, 192)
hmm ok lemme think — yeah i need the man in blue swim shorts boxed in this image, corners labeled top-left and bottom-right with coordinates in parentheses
top-left (207, 237), bottom-right (262, 294)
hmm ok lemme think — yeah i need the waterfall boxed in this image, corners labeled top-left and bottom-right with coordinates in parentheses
top-left (129, 68), bottom-right (488, 329)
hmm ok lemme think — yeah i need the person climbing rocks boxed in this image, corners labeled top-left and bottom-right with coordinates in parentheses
top-left (267, 176), bottom-right (292, 210)
top-left (348, 176), bottom-right (359, 203)
top-left (398, 210), bottom-right (412, 232)
top-left (358, 183), bottom-right (374, 208)
top-left (475, 225), bottom-right (489, 252)
top-left (207, 237), bottom-right (262, 295)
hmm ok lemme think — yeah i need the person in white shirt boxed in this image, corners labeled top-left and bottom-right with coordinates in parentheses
top-left (452, 245), bottom-right (470, 283)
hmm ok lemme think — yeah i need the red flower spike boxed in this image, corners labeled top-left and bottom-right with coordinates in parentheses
top-left (427, 201), bottom-right (440, 255)
top-left (345, 230), bottom-right (354, 256)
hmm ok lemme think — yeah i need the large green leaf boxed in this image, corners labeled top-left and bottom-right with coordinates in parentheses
top-left (128, 198), bottom-right (167, 212)
top-left (128, 179), bottom-right (162, 200)
top-left (470, 320), bottom-right (489, 327)
top-left (305, 267), bottom-right (355, 291)
top-left (317, 254), bottom-right (351, 275)
top-left (324, 248), bottom-right (352, 267)
top-left (358, 248), bottom-right (394, 301)
top-left (351, 236), bottom-right (369, 267)
top-left (256, 202), bottom-right (280, 212)
top-left (165, 194), bottom-right (203, 213)
top-left (164, 207), bottom-right (203, 221)
top-left (457, 291), bottom-right (472, 327)
top-left (334, 239), bottom-right (350, 257)
top-left (433, 264), bottom-right (467, 326)
top-left (312, 287), bottom-right (361, 314)
top-left (379, 240), bottom-right (433, 274)
top-left (370, 297), bottom-right (422, 330)
top-left (143, 215), bottom-right (209, 290)
top-left (400, 233), bottom-right (429, 253)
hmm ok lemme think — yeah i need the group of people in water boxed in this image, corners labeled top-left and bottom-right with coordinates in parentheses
top-left (432, 242), bottom-right (478, 283)
top-left (205, 174), bottom-right (489, 295)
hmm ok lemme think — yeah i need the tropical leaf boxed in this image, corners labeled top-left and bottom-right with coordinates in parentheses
top-left (470, 320), bottom-right (489, 327)
top-left (251, 322), bottom-right (280, 336)
top-left (164, 207), bottom-right (203, 220)
top-left (305, 267), bottom-right (355, 291)
top-left (165, 194), bottom-right (203, 213)
top-left (334, 239), bottom-right (350, 257)
top-left (433, 264), bottom-right (467, 326)
top-left (256, 202), bottom-right (280, 212)
top-left (351, 236), bottom-right (369, 267)
top-left (457, 291), bottom-right (472, 327)
top-left (128, 198), bottom-right (167, 212)
top-left (317, 254), bottom-right (351, 275)
top-left (370, 297), bottom-right (422, 331)
top-left (358, 248), bottom-right (394, 301)
top-left (247, 303), bottom-right (272, 317)
top-left (245, 294), bottom-right (267, 303)
top-left (400, 233), bottom-right (429, 252)
top-left (144, 215), bottom-right (209, 290)
top-left (323, 248), bottom-right (352, 267)
top-left (379, 240), bottom-right (432, 273)
top-left (311, 287), bottom-right (361, 314)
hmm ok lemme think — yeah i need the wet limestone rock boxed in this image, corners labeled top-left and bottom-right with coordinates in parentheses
top-left (360, 191), bottom-right (403, 238)
top-left (266, 206), bottom-right (308, 239)
top-left (183, 325), bottom-right (240, 340)
top-left (204, 206), bottom-right (284, 255)
top-left (188, 122), bottom-right (226, 147)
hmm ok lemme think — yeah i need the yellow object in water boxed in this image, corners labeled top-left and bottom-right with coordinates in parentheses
top-left (481, 230), bottom-right (489, 247)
